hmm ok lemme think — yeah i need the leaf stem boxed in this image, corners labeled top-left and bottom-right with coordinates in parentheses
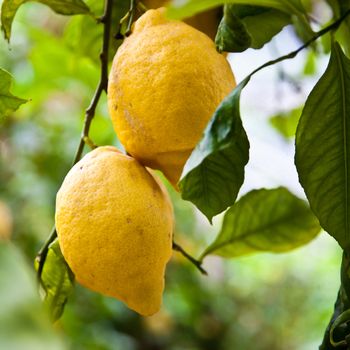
top-left (125, 0), bottom-right (137, 36)
top-left (35, 0), bottom-right (114, 285)
top-left (172, 241), bottom-right (208, 275)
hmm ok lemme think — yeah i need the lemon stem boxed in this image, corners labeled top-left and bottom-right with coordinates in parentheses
top-left (172, 241), bottom-right (208, 275)
top-left (125, 0), bottom-right (137, 36)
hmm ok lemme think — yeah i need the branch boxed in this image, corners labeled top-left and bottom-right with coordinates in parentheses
top-left (246, 8), bottom-right (350, 81)
top-left (172, 241), bottom-right (208, 275)
top-left (35, 5), bottom-right (350, 284)
top-left (35, 0), bottom-right (114, 285)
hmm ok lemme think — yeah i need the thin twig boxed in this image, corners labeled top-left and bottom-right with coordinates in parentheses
top-left (35, 0), bottom-right (114, 284)
top-left (172, 241), bottom-right (208, 275)
top-left (245, 8), bottom-right (350, 80)
top-left (35, 6), bottom-right (350, 283)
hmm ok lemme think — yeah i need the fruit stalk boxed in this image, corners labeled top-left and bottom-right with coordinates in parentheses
top-left (125, 0), bottom-right (137, 36)
top-left (172, 241), bottom-right (207, 275)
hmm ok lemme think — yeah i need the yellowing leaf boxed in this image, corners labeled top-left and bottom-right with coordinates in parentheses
top-left (0, 68), bottom-right (27, 122)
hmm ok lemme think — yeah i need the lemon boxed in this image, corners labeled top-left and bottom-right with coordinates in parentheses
top-left (108, 8), bottom-right (235, 186)
top-left (0, 201), bottom-right (12, 240)
top-left (143, 0), bottom-right (221, 39)
top-left (55, 146), bottom-right (173, 316)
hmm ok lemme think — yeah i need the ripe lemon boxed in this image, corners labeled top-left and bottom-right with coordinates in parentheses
top-left (55, 146), bottom-right (174, 316)
top-left (108, 8), bottom-right (235, 186)
top-left (0, 201), bottom-right (12, 240)
top-left (143, 0), bottom-right (221, 39)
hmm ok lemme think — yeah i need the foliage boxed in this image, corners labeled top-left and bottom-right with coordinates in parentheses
top-left (1, 0), bottom-right (350, 348)
top-left (180, 79), bottom-right (249, 222)
top-left (37, 239), bottom-right (74, 322)
top-left (0, 68), bottom-right (27, 122)
top-left (201, 188), bottom-right (320, 259)
top-left (215, 5), bottom-right (291, 52)
top-left (1, 0), bottom-right (91, 41)
top-left (296, 43), bottom-right (350, 251)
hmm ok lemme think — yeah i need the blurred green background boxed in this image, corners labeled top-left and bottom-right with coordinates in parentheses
top-left (0, 1), bottom-right (343, 349)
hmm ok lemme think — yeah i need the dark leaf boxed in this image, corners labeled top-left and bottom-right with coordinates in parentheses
top-left (295, 43), bottom-right (350, 250)
top-left (201, 187), bottom-right (320, 259)
top-left (331, 1), bottom-right (350, 57)
top-left (231, 5), bottom-right (291, 50)
top-left (179, 79), bottom-right (250, 222)
top-left (215, 5), bottom-right (251, 53)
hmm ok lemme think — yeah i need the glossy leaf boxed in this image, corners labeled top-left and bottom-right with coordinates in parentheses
top-left (179, 79), bottom-right (250, 222)
top-left (229, 5), bottom-right (291, 50)
top-left (215, 5), bottom-right (251, 53)
top-left (201, 188), bottom-right (320, 259)
top-left (39, 239), bottom-right (74, 322)
top-left (295, 43), bottom-right (350, 250)
top-left (169, 0), bottom-right (312, 48)
top-left (0, 68), bottom-right (27, 122)
top-left (1, 0), bottom-right (90, 41)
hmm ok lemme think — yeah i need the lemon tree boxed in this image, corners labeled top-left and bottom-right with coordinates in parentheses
top-left (2, 0), bottom-right (350, 348)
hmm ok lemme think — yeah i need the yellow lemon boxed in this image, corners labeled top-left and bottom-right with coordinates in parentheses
top-left (143, 0), bottom-right (221, 39)
top-left (0, 201), bottom-right (12, 240)
top-left (108, 8), bottom-right (235, 186)
top-left (55, 146), bottom-right (174, 316)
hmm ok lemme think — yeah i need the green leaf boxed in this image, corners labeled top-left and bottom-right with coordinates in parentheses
top-left (200, 188), bottom-right (321, 259)
top-left (179, 79), bottom-right (250, 222)
top-left (215, 5), bottom-right (251, 53)
top-left (39, 239), bottom-right (74, 322)
top-left (169, 0), bottom-right (312, 48)
top-left (0, 68), bottom-right (27, 122)
top-left (167, 0), bottom-right (306, 20)
top-left (270, 107), bottom-right (302, 139)
top-left (231, 5), bottom-right (291, 50)
top-left (1, 0), bottom-right (91, 41)
top-left (295, 43), bottom-right (350, 250)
